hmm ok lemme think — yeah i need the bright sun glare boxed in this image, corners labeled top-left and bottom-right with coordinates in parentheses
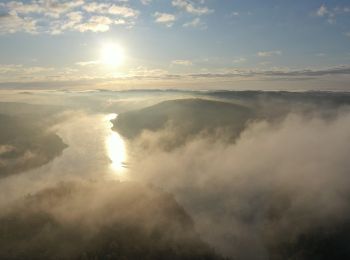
top-left (100, 43), bottom-right (125, 67)
top-left (105, 113), bottom-right (127, 174)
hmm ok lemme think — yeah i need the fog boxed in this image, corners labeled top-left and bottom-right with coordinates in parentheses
top-left (0, 111), bottom-right (118, 208)
top-left (127, 109), bottom-right (350, 259)
top-left (1, 90), bottom-right (350, 259)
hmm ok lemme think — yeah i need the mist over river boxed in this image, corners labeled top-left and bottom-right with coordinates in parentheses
top-left (0, 112), bottom-right (128, 208)
top-left (3, 101), bottom-right (350, 259)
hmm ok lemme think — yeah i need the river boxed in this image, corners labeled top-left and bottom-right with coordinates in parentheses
top-left (0, 112), bottom-right (128, 207)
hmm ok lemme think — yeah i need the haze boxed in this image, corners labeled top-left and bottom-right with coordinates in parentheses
top-left (1, 1), bottom-right (350, 260)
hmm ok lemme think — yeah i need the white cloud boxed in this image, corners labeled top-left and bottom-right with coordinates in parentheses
top-left (316, 4), bottom-right (328, 17)
top-left (0, 0), bottom-right (139, 34)
top-left (129, 66), bottom-right (169, 78)
top-left (66, 11), bottom-right (83, 22)
top-left (0, 11), bottom-right (37, 34)
top-left (154, 12), bottom-right (176, 27)
top-left (5, 0), bottom-right (84, 18)
top-left (82, 3), bottom-right (139, 18)
top-left (0, 64), bottom-right (55, 82)
top-left (75, 60), bottom-right (101, 66)
top-left (0, 64), bottom-right (24, 74)
top-left (2, 63), bottom-right (350, 88)
top-left (140, 0), bottom-right (152, 5)
top-left (108, 5), bottom-right (139, 18)
top-left (183, 17), bottom-right (206, 29)
top-left (233, 57), bottom-right (246, 63)
top-left (172, 60), bottom-right (193, 66)
top-left (114, 19), bottom-right (127, 25)
top-left (82, 3), bottom-right (109, 13)
top-left (314, 4), bottom-right (350, 25)
top-left (172, 0), bottom-right (213, 16)
top-left (75, 16), bottom-right (113, 32)
top-left (257, 50), bottom-right (282, 57)
top-left (60, 11), bottom-right (83, 30)
top-left (5, 1), bottom-right (42, 14)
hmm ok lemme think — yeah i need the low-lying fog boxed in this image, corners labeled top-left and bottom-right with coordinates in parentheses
top-left (131, 111), bottom-right (350, 259)
top-left (2, 90), bottom-right (350, 259)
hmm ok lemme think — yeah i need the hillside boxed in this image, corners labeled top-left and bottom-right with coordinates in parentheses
top-left (0, 181), bottom-right (223, 260)
top-left (113, 98), bottom-right (254, 142)
top-left (0, 102), bottom-right (67, 177)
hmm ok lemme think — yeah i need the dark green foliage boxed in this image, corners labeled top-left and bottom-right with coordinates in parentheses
top-left (268, 223), bottom-right (350, 260)
top-left (113, 98), bottom-right (254, 143)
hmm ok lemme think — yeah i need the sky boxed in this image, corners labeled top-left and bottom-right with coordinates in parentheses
top-left (1, 0), bottom-right (350, 90)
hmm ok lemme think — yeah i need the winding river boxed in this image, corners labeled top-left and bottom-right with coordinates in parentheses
top-left (0, 112), bottom-right (128, 207)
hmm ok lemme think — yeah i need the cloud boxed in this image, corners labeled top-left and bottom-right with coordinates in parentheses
top-left (0, 11), bottom-right (37, 34)
top-left (259, 65), bottom-right (350, 77)
top-left (0, 64), bottom-right (86, 84)
top-left (82, 2), bottom-right (108, 13)
top-left (183, 17), bottom-right (206, 29)
top-left (0, 64), bottom-right (24, 74)
top-left (0, 64), bottom-right (54, 76)
top-left (154, 12), bottom-right (176, 27)
top-left (58, 11), bottom-right (83, 31)
top-left (0, 0), bottom-right (139, 34)
top-left (257, 50), bottom-right (282, 57)
top-left (172, 0), bottom-right (213, 16)
top-left (314, 4), bottom-right (350, 25)
top-left (2, 63), bottom-right (350, 90)
top-left (75, 15), bottom-right (113, 32)
top-left (108, 5), bottom-right (139, 18)
top-left (128, 66), bottom-right (170, 79)
top-left (233, 57), bottom-right (247, 63)
top-left (172, 60), bottom-right (193, 66)
top-left (4, 0), bottom-right (84, 18)
top-left (75, 60), bottom-right (101, 66)
top-left (316, 4), bottom-right (328, 17)
top-left (82, 2), bottom-right (139, 17)
top-left (140, 0), bottom-right (152, 5)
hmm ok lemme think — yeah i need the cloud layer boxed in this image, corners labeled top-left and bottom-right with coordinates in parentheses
top-left (0, 0), bottom-right (139, 34)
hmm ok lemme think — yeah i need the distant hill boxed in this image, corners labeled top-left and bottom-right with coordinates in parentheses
top-left (203, 90), bottom-right (350, 105)
top-left (0, 102), bottom-right (67, 177)
top-left (202, 91), bottom-right (350, 120)
top-left (0, 102), bottom-right (63, 117)
top-left (113, 98), bottom-right (254, 143)
top-left (0, 181), bottom-right (223, 260)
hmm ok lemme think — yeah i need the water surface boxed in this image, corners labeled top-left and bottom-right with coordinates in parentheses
top-left (0, 112), bottom-right (128, 207)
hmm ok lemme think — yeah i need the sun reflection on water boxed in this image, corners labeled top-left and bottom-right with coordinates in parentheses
top-left (105, 113), bottom-right (127, 174)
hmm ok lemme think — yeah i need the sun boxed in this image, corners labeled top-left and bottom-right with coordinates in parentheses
top-left (100, 43), bottom-right (125, 67)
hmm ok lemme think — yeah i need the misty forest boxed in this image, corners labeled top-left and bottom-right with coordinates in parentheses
top-left (2, 0), bottom-right (350, 259)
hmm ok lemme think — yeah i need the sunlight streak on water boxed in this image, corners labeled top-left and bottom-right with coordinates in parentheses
top-left (105, 113), bottom-right (127, 174)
